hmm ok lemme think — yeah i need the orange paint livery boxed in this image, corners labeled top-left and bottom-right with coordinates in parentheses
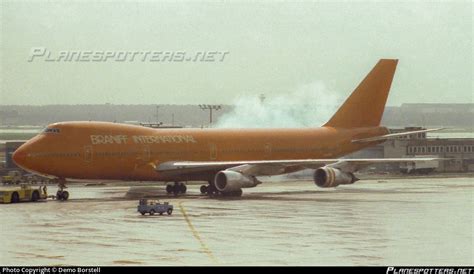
top-left (14, 123), bottom-right (387, 181)
top-left (14, 59), bottom-right (435, 198)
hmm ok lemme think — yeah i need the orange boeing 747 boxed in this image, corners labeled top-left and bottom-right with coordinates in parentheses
top-left (13, 59), bottom-right (440, 200)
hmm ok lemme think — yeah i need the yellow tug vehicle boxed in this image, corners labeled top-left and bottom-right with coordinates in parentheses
top-left (0, 184), bottom-right (48, 203)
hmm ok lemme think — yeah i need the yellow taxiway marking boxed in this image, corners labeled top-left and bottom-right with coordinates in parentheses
top-left (178, 201), bottom-right (218, 264)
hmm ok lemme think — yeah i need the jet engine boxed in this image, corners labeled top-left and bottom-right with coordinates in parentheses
top-left (313, 167), bottom-right (358, 188)
top-left (214, 170), bottom-right (261, 193)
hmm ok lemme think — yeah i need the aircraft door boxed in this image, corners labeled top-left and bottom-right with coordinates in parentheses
top-left (142, 146), bottom-right (151, 162)
top-left (84, 145), bottom-right (93, 163)
top-left (264, 143), bottom-right (272, 158)
top-left (210, 143), bottom-right (217, 160)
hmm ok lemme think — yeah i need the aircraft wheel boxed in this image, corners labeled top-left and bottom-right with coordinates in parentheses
top-left (179, 183), bottom-right (187, 194)
top-left (208, 186), bottom-right (219, 196)
top-left (56, 191), bottom-right (63, 200)
top-left (62, 191), bottom-right (69, 201)
top-left (200, 185), bottom-right (208, 194)
top-left (166, 184), bottom-right (173, 194)
top-left (173, 183), bottom-right (186, 195)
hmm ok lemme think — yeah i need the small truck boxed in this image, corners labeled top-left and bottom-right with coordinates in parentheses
top-left (0, 185), bottom-right (48, 203)
top-left (137, 199), bottom-right (173, 216)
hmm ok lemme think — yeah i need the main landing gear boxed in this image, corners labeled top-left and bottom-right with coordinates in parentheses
top-left (200, 182), bottom-right (218, 196)
top-left (166, 182), bottom-right (187, 195)
top-left (221, 189), bottom-right (243, 197)
top-left (56, 178), bottom-right (69, 201)
top-left (200, 181), bottom-right (243, 197)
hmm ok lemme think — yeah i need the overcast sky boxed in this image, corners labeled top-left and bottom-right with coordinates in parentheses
top-left (1, 0), bottom-right (472, 106)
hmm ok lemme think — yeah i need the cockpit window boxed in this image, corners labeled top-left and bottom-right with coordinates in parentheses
top-left (42, 128), bottom-right (60, 133)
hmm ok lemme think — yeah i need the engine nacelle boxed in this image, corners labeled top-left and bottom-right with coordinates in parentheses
top-left (214, 170), bottom-right (261, 193)
top-left (313, 167), bottom-right (358, 188)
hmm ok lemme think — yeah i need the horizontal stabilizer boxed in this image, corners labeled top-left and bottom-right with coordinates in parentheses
top-left (351, 128), bottom-right (443, 143)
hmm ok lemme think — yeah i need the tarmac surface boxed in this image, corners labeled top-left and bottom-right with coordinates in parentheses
top-left (0, 177), bottom-right (472, 266)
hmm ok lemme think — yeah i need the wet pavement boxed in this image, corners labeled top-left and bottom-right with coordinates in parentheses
top-left (0, 177), bottom-right (472, 265)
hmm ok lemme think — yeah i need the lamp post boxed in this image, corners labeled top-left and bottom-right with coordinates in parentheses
top-left (199, 104), bottom-right (222, 126)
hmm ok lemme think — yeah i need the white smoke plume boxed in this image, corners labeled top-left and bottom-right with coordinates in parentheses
top-left (215, 81), bottom-right (342, 128)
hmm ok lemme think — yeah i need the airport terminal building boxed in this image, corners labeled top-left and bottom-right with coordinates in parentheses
top-left (350, 127), bottom-right (474, 173)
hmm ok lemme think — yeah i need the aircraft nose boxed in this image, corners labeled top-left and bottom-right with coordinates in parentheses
top-left (12, 143), bottom-right (30, 169)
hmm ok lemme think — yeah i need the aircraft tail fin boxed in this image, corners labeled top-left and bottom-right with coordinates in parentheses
top-left (324, 59), bottom-right (398, 128)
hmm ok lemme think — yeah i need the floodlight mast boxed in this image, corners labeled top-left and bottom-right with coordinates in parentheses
top-left (199, 104), bottom-right (222, 126)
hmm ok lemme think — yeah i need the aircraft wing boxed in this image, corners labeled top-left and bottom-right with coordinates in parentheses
top-left (156, 158), bottom-right (441, 177)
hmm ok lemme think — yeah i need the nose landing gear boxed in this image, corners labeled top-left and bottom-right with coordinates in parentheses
top-left (56, 178), bottom-right (69, 201)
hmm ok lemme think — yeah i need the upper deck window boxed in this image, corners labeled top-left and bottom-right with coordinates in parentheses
top-left (42, 128), bottom-right (60, 134)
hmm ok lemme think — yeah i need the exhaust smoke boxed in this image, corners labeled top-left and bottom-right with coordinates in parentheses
top-left (215, 81), bottom-right (341, 128)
